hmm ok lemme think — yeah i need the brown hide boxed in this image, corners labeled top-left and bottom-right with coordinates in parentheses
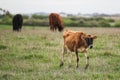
top-left (63, 30), bottom-right (87, 52)
top-left (49, 13), bottom-right (63, 32)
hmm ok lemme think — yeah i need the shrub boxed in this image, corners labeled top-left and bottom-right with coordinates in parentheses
top-left (23, 19), bottom-right (49, 26)
top-left (107, 18), bottom-right (115, 22)
top-left (1, 15), bottom-right (12, 25)
top-left (98, 20), bottom-right (111, 27)
top-left (114, 21), bottom-right (120, 27)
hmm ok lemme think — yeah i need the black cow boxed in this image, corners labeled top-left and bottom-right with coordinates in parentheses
top-left (12, 14), bottom-right (23, 32)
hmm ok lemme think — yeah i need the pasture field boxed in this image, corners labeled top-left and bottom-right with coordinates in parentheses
top-left (0, 25), bottom-right (120, 80)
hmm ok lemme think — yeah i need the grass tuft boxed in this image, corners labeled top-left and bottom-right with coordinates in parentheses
top-left (104, 51), bottom-right (112, 56)
top-left (0, 45), bottom-right (7, 50)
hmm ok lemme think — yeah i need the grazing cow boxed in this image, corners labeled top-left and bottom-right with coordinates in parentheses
top-left (60, 29), bottom-right (97, 69)
top-left (12, 14), bottom-right (23, 32)
top-left (49, 13), bottom-right (63, 32)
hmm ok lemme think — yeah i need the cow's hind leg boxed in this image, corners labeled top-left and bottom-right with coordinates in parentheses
top-left (84, 50), bottom-right (89, 69)
top-left (75, 50), bottom-right (79, 68)
top-left (68, 51), bottom-right (72, 68)
top-left (18, 24), bottom-right (22, 32)
top-left (60, 45), bottom-right (66, 67)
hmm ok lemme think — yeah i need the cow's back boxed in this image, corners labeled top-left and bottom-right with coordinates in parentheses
top-left (13, 14), bottom-right (23, 26)
top-left (63, 30), bottom-right (86, 52)
top-left (49, 13), bottom-right (63, 32)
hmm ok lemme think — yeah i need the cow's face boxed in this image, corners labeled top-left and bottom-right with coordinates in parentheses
top-left (85, 35), bottom-right (97, 49)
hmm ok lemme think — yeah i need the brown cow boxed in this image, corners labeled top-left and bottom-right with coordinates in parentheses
top-left (49, 13), bottom-right (63, 32)
top-left (60, 29), bottom-right (97, 69)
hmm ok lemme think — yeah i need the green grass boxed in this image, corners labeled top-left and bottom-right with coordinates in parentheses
top-left (0, 25), bottom-right (120, 80)
top-left (0, 25), bottom-right (12, 30)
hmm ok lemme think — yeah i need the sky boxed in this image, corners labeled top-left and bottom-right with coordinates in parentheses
top-left (0, 0), bottom-right (120, 14)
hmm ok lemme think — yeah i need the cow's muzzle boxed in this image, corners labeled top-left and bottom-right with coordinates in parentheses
top-left (89, 44), bottom-right (93, 49)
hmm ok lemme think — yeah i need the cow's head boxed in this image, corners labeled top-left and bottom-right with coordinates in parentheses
top-left (85, 35), bottom-right (97, 49)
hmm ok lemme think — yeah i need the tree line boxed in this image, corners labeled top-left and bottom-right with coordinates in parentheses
top-left (0, 14), bottom-right (120, 27)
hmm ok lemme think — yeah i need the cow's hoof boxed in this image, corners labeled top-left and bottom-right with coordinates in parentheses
top-left (76, 66), bottom-right (79, 69)
top-left (85, 64), bottom-right (89, 70)
top-left (60, 62), bottom-right (64, 67)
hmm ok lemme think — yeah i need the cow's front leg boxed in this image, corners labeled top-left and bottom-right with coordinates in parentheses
top-left (50, 26), bottom-right (54, 31)
top-left (84, 50), bottom-right (89, 69)
top-left (54, 26), bottom-right (57, 31)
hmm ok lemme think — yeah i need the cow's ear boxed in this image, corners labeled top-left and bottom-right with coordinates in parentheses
top-left (87, 35), bottom-right (90, 37)
top-left (80, 32), bottom-right (84, 35)
top-left (93, 36), bottom-right (97, 39)
top-left (80, 34), bottom-right (85, 39)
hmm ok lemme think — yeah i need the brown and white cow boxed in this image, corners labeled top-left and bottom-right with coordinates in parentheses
top-left (49, 13), bottom-right (63, 32)
top-left (60, 29), bottom-right (97, 69)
